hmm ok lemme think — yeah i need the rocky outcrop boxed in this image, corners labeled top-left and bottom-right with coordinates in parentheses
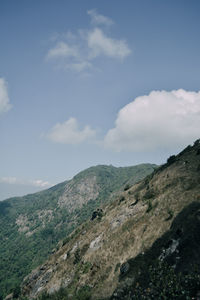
top-left (58, 176), bottom-right (100, 211)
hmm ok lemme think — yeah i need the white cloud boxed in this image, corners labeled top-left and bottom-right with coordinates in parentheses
top-left (46, 42), bottom-right (79, 59)
top-left (104, 89), bottom-right (200, 152)
top-left (30, 180), bottom-right (52, 188)
top-left (67, 61), bottom-right (92, 73)
top-left (46, 10), bottom-right (131, 72)
top-left (87, 28), bottom-right (131, 59)
top-left (0, 78), bottom-right (12, 114)
top-left (87, 9), bottom-right (114, 26)
top-left (0, 177), bottom-right (18, 184)
top-left (0, 177), bottom-right (52, 188)
top-left (47, 117), bottom-right (96, 144)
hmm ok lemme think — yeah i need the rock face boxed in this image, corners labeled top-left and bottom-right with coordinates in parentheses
top-left (20, 139), bottom-right (200, 300)
top-left (58, 175), bottom-right (99, 211)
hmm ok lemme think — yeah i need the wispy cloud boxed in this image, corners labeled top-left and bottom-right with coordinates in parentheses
top-left (30, 179), bottom-right (52, 188)
top-left (0, 78), bottom-right (12, 114)
top-left (46, 42), bottom-right (79, 59)
top-left (88, 28), bottom-right (131, 59)
top-left (104, 89), bottom-right (200, 152)
top-left (0, 177), bottom-right (52, 188)
top-left (46, 10), bottom-right (131, 73)
top-left (46, 117), bottom-right (96, 144)
top-left (87, 9), bottom-right (114, 26)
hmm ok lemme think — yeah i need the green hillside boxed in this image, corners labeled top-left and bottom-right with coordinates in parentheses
top-left (19, 140), bottom-right (200, 300)
top-left (0, 163), bottom-right (156, 298)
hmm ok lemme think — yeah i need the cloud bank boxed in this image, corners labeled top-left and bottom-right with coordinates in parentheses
top-left (104, 89), bottom-right (200, 151)
top-left (46, 10), bottom-right (131, 72)
top-left (47, 117), bottom-right (96, 144)
top-left (0, 177), bottom-right (52, 188)
top-left (0, 78), bottom-right (11, 114)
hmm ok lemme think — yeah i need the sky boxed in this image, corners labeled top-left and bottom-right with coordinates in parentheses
top-left (0, 0), bottom-right (200, 200)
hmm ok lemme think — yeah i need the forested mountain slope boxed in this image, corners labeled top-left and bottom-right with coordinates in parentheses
top-left (20, 140), bottom-right (200, 300)
top-left (0, 163), bottom-right (156, 298)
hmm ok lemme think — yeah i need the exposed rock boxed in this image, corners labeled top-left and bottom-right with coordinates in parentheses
top-left (48, 283), bottom-right (61, 295)
top-left (89, 234), bottom-right (103, 250)
top-left (4, 293), bottom-right (13, 300)
top-left (159, 239), bottom-right (180, 261)
top-left (16, 214), bottom-right (30, 233)
top-left (58, 176), bottom-right (100, 211)
top-left (20, 141), bottom-right (200, 300)
top-left (110, 215), bottom-right (126, 229)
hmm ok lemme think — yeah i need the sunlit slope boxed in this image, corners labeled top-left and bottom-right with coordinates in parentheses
top-left (0, 163), bottom-right (156, 298)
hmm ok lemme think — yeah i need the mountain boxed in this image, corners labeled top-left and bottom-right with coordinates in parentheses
top-left (0, 163), bottom-right (156, 299)
top-left (19, 139), bottom-right (200, 300)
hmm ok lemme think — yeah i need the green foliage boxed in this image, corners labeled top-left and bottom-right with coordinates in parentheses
top-left (167, 154), bottom-right (177, 165)
top-left (124, 184), bottom-right (131, 191)
top-left (91, 209), bottom-right (103, 221)
top-left (134, 192), bottom-right (140, 201)
top-left (143, 189), bottom-right (155, 200)
top-left (118, 195), bottom-right (125, 204)
top-left (115, 202), bottom-right (200, 300)
top-left (80, 244), bottom-right (89, 256)
top-left (0, 164), bottom-right (156, 298)
top-left (146, 200), bottom-right (153, 213)
top-left (76, 285), bottom-right (92, 300)
top-left (12, 285), bottom-right (21, 299)
top-left (38, 285), bottom-right (92, 300)
top-left (62, 236), bottom-right (70, 246)
top-left (73, 248), bottom-right (81, 264)
top-left (115, 263), bottom-right (121, 273)
top-left (82, 261), bottom-right (92, 274)
top-left (165, 208), bottom-right (174, 221)
top-left (39, 288), bottom-right (67, 300)
top-left (131, 261), bottom-right (200, 299)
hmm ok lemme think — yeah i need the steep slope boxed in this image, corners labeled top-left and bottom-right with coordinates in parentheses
top-left (0, 164), bottom-right (156, 298)
top-left (111, 201), bottom-right (200, 299)
top-left (20, 139), bottom-right (200, 300)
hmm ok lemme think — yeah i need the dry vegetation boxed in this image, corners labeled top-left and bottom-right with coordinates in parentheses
top-left (21, 140), bottom-right (200, 299)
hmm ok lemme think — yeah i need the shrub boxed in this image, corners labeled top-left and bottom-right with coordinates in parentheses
top-left (197, 149), bottom-right (200, 155)
top-left (62, 236), bottom-right (70, 246)
top-left (91, 209), bottom-right (103, 221)
top-left (167, 155), bottom-right (176, 165)
top-left (124, 184), bottom-right (131, 191)
top-left (165, 208), bottom-right (174, 221)
top-left (13, 285), bottom-right (21, 299)
top-left (118, 195), bottom-right (125, 204)
top-left (134, 192), bottom-right (140, 201)
top-left (76, 285), bottom-right (91, 300)
top-left (131, 261), bottom-right (200, 299)
top-left (146, 200), bottom-right (153, 213)
top-left (82, 261), bottom-right (92, 274)
top-left (115, 263), bottom-right (121, 273)
top-left (73, 248), bottom-right (81, 264)
top-left (143, 189), bottom-right (155, 200)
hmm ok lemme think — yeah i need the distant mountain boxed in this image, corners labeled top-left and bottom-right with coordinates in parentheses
top-left (0, 163), bottom-right (156, 299)
top-left (19, 140), bottom-right (200, 300)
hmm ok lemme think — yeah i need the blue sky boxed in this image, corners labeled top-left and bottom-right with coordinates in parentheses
top-left (0, 0), bottom-right (200, 200)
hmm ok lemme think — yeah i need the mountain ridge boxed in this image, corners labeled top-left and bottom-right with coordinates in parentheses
top-left (18, 139), bottom-right (200, 300)
top-left (0, 163), bottom-right (156, 299)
